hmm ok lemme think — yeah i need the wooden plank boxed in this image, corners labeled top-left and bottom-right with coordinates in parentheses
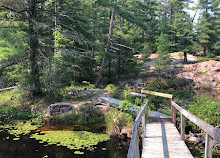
top-left (0, 86), bottom-right (18, 92)
top-left (142, 120), bottom-right (193, 158)
top-left (149, 111), bottom-right (171, 119)
top-left (172, 101), bottom-right (220, 144)
top-left (100, 97), bottom-right (139, 112)
top-left (130, 92), bottom-right (146, 97)
top-left (141, 90), bottom-right (173, 99)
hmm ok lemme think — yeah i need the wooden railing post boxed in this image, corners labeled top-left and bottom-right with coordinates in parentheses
top-left (127, 99), bottom-right (148, 158)
top-left (141, 95), bottom-right (146, 141)
top-left (134, 132), bottom-right (140, 158)
top-left (181, 114), bottom-right (185, 140)
top-left (205, 133), bottom-right (213, 158)
top-left (142, 106), bottom-right (146, 141)
top-left (171, 99), bottom-right (176, 126)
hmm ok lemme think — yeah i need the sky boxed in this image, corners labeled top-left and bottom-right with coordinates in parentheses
top-left (186, 0), bottom-right (200, 24)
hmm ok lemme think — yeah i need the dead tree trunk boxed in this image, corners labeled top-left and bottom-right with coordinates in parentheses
top-left (95, 1), bottom-right (116, 86)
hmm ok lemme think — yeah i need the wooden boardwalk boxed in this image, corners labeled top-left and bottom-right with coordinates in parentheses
top-left (142, 114), bottom-right (193, 158)
top-left (100, 93), bottom-right (220, 158)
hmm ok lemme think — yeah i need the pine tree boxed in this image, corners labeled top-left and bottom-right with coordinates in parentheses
top-left (196, 0), bottom-right (219, 56)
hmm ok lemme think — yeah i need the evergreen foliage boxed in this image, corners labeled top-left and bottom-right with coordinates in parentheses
top-left (0, 0), bottom-right (219, 100)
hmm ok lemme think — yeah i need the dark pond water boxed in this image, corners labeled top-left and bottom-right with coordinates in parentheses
top-left (0, 127), bottom-right (129, 158)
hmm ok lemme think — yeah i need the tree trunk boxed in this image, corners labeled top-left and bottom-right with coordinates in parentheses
top-left (95, 1), bottom-right (116, 86)
top-left (28, 0), bottom-right (41, 98)
top-left (170, 1), bottom-right (173, 23)
top-left (184, 52), bottom-right (188, 64)
top-left (116, 50), bottom-right (121, 82)
top-left (203, 46), bottom-right (207, 56)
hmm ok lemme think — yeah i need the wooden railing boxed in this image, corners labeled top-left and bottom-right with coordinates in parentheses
top-left (127, 99), bottom-right (148, 158)
top-left (172, 101), bottom-right (220, 158)
top-left (127, 90), bottom-right (220, 158)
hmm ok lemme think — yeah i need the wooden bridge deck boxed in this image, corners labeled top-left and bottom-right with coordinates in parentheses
top-left (142, 115), bottom-right (193, 158)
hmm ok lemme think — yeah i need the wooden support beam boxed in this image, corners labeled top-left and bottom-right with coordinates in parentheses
top-left (142, 106), bottom-right (146, 140)
top-left (141, 90), bottom-right (173, 99)
top-left (181, 114), bottom-right (185, 140)
top-left (205, 133), bottom-right (213, 158)
top-left (172, 106), bottom-right (176, 126)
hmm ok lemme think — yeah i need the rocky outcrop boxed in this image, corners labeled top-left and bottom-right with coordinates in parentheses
top-left (170, 52), bottom-right (198, 63)
top-left (119, 78), bottom-right (142, 87)
top-left (120, 126), bottom-right (132, 138)
top-left (67, 89), bottom-right (106, 96)
top-left (93, 104), bottom-right (110, 115)
top-left (176, 60), bottom-right (220, 89)
top-left (45, 103), bottom-right (78, 117)
top-left (186, 133), bottom-right (205, 148)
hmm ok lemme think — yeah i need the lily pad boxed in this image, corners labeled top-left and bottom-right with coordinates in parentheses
top-left (13, 138), bottom-right (20, 141)
top-left (30, 131), bottom-right (110, 152)
top-left (1, 121), bottom-right (43, 136)
top-left (74, 151), bottom-right (84, 155)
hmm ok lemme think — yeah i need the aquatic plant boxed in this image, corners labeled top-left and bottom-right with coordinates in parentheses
top-left (13, 137), bottom-right (20, 141)
top-left (30, 131), bottom-right (110, 154)
top-left (0, 121), bottom-right (43, 136)
top-left (74, 151), bottom-right (84, 155)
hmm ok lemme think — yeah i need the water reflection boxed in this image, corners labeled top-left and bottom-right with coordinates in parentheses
top-left (0, 130), bottom-right (129, 158)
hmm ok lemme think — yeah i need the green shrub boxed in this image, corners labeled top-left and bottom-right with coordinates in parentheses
top-left (0, 89), bottom-right (25, 106)
top-left (105, 109), bottom-right (133, 136)
top-left (105, 84), bottom-right (117, 93)
top-left (65, 81), bottom-right (96, 91)
top-left (197, 56), bottom-right (220, 62)
top-left (105, 84), bottom-right (120, 98)
top-left (147, 77), bottom-right (190, 90)
top-left (148, 77), bottom-right (169, 89)
top-left (188, 96), bottom-right (220, 126)
top-left (49, 106), bottom-right (104, 126)
top-left (0, 106), bottom-right (38, 124)
top-left (168, 90), bottom-right (194, 104)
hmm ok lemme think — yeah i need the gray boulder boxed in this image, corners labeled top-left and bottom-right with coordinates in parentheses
top-left (46, 103), bottom-right (77, 117)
